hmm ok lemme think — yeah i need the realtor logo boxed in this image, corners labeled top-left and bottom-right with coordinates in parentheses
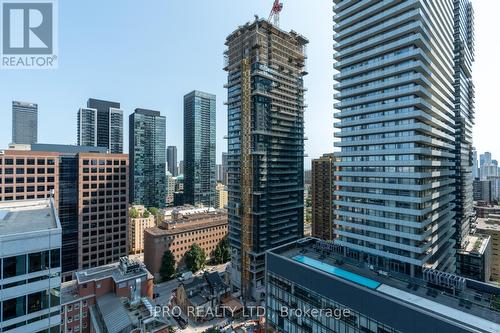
top-left (1, 0), bottom-right (58, 69)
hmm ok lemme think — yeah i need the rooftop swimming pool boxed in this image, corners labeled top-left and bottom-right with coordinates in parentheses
top-left (292, 255), bottom-right (381, 290)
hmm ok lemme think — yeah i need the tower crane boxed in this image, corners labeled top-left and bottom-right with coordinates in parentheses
top-left (268, 0), bottom-right (283, 27)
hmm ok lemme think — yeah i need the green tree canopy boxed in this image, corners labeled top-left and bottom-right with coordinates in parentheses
top-left (129, 207), bottom-right (139, 219)
top-left (214, 237), bottom-right (231, 264)
top-left (160, 250), bottom-right (176, 281)
top-left (149, 207), bottom-right (159, 216)
top-left (143, 210), bottom-right (151, 218)
top-left (185, 244), bottom-right (206, 272)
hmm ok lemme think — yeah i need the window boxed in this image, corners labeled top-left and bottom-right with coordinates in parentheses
top-left (28, 251), bottom-right (49, 273)
top-left (50, 249), bottom-right (60, 268)
top-left (2, 255), bottom-right (26, 278)
top-left (2, 296), bottom-right (26, 321)
top-left (28, 290), bottom-right (49, 313)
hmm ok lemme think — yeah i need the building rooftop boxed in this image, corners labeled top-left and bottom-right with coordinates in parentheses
top-left (477, 216), bottom-right (500, 232)
top-left (0, 199), bottom-right (59, 236)
top-left (269, 238), bottom-right (500, 331)
top-left (75, 257), bottom-right (152, 284)
top-left (148, 211), bottom-right (227, 236)
top-left (460, 234), bottom-right (491, 255)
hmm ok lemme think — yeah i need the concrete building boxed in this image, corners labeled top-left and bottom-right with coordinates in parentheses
top-left (183, 90), bottom-right (216, 208)
top-left (311, 153), bottom-right (339, 241)
top-left (221, 152), bottom-right (228, 185)
top-left (0, 199), bottom-right (61, 333)
top-left (474, 179), bottom-right (493, 204)
top-left (60, 257), bottom-right (167, 333)
top-left (224, 18), bottom-right (308, 300)
top-left (215, 182), bottom-right (228, 210)
top-left (166, 170), bottom-right (175, 206)
top-left (332, 0), bottom-right (473, 276)
top-left (129, 108), bottom-right (167, 208)
top-left (476, 215), bottom-right (500, 281)
top-left (473, 148), bottom-right (479, 180)
top-left (129, 205), bottom-right (157, 254)
top-left (456, 233), bottom-right (491, 282)
top-left (78, 98), bottom-right (124, 154)
top-left (475, 203), bottom-right (500, 218)
top-left (266, 238), bottom-right (500, 333)
top-left (167, 146), bottom-right (178, 176)
top-left (12, 101), bottom-right (38, 145)
top-left (144, 210), bottom-right (228, 279)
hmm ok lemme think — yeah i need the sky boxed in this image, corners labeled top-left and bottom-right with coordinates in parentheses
top-left (0, 0), bottom-right (498, 166)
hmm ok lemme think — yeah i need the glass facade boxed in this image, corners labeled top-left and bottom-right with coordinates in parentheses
top-left (77, 108), bottom-right (97, 147)
top-left (183, 90), bottom-right (216, 208)
top-left (129, 109), bottom-right (167, 208)
top-left (167, 145), bottom-right (178, 176)
top-left (84, 98), bottom-right (123, 154)
top-left (333, 0), bottom-right (461, 276)
top-left (12, 101), bottom-right (38, 145)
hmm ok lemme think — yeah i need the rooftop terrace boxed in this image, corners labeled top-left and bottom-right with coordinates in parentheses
top-left (270, 238), bottom-right (500, 330)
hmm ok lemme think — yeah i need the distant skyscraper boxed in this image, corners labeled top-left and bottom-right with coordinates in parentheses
top-left (224, 18), bottom-right (308, 299)
top-left (167, 145), bottom-right (178, 176)
top-left (472, 148), bottom-right (479, 179)
top-left (311, 154), bottom-right (339, 241)
top-left (183, 90), bottom-right (216, 207)
top-left (166, 170), bottom-right (175, 206)
top-left (129, 109), bottom-right (167, 208)
top-left (216, 164), bottom-right (224, 182)
top-left (12, 101), bottom-right (38, 144)
top-left (78, 98), bottom-right (123, 153)
top-left (178, 160), bottom-right (184, 175)
top-left (333, 0), bottom-right (472, 276)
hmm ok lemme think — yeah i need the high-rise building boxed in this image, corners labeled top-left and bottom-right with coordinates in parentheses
top-left (311, 153), bottom-right (339, 241)
top-left (333, 0), bottom-right (467, 276)
top-left (221, 152), bottom-right (228, 185)
top-left (224, 18), bottom-right (308, 299)
top-left (77, 108), bottom-right (97, 147)
top-left (266, 238), bottom-right (500, 333)
top-left (129, 108), bottom-right (167, 208)
top-left (167, 145), bottom-right (178, 176)
top-left (78, 98), bottom-right (123, 153)
top-left (183, 90), bottom-right (216, 207)
top-left (0, 199), bottom-right (61, 333)
top-left (2, 144), bottom-right (129, 277)
top-left (178, 160), bottom-right (184, 175)
top-left (12, 101), bottom-right (38, 144)
top-left (472, 148), bottom-right (479, 179)
top-left (453, 0), bottom-right (475, 250)
top-left (166, 170), bottom-right (175, 206)
top-left (476, 214), bottom-right (500, 281)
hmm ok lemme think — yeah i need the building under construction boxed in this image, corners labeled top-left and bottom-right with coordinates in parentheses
top-left (224, 17), bottom-right (308, 300)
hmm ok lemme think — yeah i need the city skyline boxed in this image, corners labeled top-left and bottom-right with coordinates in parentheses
top-left (1, 1), bottom-right (497, 165)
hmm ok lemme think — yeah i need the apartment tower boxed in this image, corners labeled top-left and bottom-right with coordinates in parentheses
top-left (333, 0), bottom-right (460, 276)
top-left (224, 18), bottom-right (308, 299)
top-left (12, 101), bottom-right (38, 144)
top-left (183, 90), bottom-right (216, 207)
top-left (129, 109), bottom-right (167, 208)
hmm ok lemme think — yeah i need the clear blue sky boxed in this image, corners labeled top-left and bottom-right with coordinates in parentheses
top-left (1, 0), bottom-right (498, 165)
top-left (0, 0), bottom-right (333, 166)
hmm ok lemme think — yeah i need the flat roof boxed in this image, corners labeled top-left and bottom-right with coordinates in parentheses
top-left (0, 199), bottom-right (58, 236)
top-left (477, 217), bottom-right (500, 232)
top-left (270, 238), bottom-right (500, 329)
top-left (75, 260), bottom-right (152, 284)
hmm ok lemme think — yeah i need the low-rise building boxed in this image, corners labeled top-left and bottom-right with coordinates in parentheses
top-left (176, 271), bottom-right (230, 322)
top-left (266, 238), bottom-right (500, 333)
top-left (0, 199), bottom-right (62, 333)
top-left (475, 203), bottom-right (500, 218)
top-left (456, 234), bottom-right (492, 282)
top-left (129, 205), bottom-right (156, 254)
top-left (476, 214), bottom-right (500, 281)
top-left (144, 210), bottom-right (228, 279)
top-left (60, 257), bottom-right (166, 333)
top-left (215, 183), bottom-right (228, 210)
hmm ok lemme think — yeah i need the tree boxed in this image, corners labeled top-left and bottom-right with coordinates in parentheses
top-left (129, 207), bottom-right (139, 219)
top-left (185, 244), bottom-right (206, 272)
top-left (143, 210), bottom-right (151, 218)
top-left (214, 237), bottom-right (231, 264)
top-left (149, 207), bottom-right (159, 216)
top-left (160, 250), bottom-right (176, 281)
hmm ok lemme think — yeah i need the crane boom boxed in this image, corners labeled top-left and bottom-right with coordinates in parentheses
top-left (268, 0), bottom-right (283, 27)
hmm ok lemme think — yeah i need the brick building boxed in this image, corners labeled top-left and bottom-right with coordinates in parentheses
top-left (60, 257), bottom-right (167, 333)
top-left (144, 210), bottom-right (228, 279)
